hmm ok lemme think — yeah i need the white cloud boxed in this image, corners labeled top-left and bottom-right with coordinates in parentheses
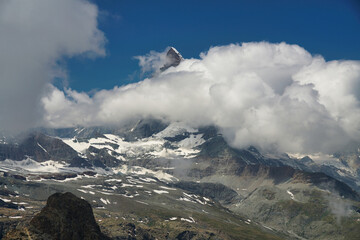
top-left (134, 49), bottom-right (169, 75)
top-left (43, 42), bottom-right (360, 154)
top-left (0, 0), bottom-right (105, 133)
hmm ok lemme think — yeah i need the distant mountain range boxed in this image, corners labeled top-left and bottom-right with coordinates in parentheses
top-left (0, 48), bottom-right (359, 239)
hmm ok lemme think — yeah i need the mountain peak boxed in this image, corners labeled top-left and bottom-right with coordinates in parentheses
top-left (169, 46), bottom-right (181, 56)
top-left (160, 46), bottom-right (183, 71)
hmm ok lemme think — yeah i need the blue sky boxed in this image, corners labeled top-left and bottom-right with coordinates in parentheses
top-left (65, 0), bottom-right (360, 92)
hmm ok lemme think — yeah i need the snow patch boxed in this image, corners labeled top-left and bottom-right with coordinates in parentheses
top-left (77, 189), bottom-right (88, 194)
top-left (0, 197), bottom-right (11, 203)
top-left (181, 217), bottom-right (195, 223)
top-left (135, 200), bottom-right (149, 205)
top-left (155, 122), bottom-right (197, 138)
top-left (62, 138), bottom-right (90, 154)
top-left (139, 177), bottom-right (157, 183)
top-left (114, 165), bottom-right (178, 182)
top-left (153, 190), bottom-right (169, 194)
top-left (287, 190), bottom-right (295, 200)
top-left (1, 159), bottom-right (66, 173)
top-left (100, 198), bottom-right (111, 205)
top-left (37, 142), bottom-right (48, 153)
top-left (105, 178), bottom-right (122, 183)
top-left (159, 186), bottom-right (177, 191)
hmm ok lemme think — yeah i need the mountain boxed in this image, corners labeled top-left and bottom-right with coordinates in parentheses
top-left (0, 48), bottom-right (360, 239)
top-left (160, 47), bottom-right (183, 71)
top-left (0, 120), bottom-right (359, 239)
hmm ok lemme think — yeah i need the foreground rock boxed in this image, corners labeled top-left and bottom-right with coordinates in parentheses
top-left (5, 192), bottom-right (110, 240)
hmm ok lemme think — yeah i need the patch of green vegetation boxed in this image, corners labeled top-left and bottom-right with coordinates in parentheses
top-left (278, 190), bottom-right (329, 221)
top-left (93, 196), bottom-right (285, 240)
top-left (272, 189), bottom-right (360, 240)
top-left (193, 212), bottom-right (284, 240)
top-left (342, 217), bottom-right (360, 240)
top-left (262, 189), bottom-right (276, 200)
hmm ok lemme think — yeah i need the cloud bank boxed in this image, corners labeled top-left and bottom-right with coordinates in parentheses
top-left (42, 42), bottom-right (360, 154)
top-left (0, 0), bottom-right (105, 133)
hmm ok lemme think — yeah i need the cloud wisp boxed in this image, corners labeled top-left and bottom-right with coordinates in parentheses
top-left (0, 0), bottom-right (105, 134)
top-left (41, 42), bottom-right (360, 155)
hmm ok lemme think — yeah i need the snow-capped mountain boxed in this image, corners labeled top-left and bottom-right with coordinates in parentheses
top-left (0, 48), bottom-right (360, 240)
top-left (1, 118), bottom-right (359, 239)
top-left (1, 117), bottom-right (359, 192)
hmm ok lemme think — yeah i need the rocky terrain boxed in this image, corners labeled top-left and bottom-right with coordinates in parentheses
top-left (0, 176), bottom-right (284, 240)
top-left (0, 118), bottom-right (359, 239)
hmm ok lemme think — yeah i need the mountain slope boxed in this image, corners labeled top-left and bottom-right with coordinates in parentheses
top-left (0, 120), bottom-right (359, 239)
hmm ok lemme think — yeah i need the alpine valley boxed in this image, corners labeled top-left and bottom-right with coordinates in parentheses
top-left (0, 49), bottom-right (359, 240)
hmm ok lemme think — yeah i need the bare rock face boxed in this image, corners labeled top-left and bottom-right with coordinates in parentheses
top-left (160, 47), bottom-right (183, 71)
top-left (0, 133), bottom-right (79, 162)
top-left (176, 230), bottom-right (197, 240)
top-left (29, 192), bottom-right (109, 240)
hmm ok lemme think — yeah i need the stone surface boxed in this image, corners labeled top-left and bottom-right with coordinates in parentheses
top-left (29, 192), bottom-right (109, 240)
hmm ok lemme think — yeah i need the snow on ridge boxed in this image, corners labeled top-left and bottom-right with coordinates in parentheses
top-left (159, 186), bottom-right (176, 191)
top-left (100, 198), bottom-right (111, 205)
top-left (287, 190), bottom-right (295, 200)
top-left (288, 152), bottom-right (356, 176)
top-left (61, 122), bottom-right (205, 161)
top-left (178, 192), bottom-right (209, 205)
top-left (37, 142), bottom-right (48, 153)
top-left (170, 47), bottom-right (180, 55)
top-left (114, 165), bottom-right (178, 182)
top-left (155, 122), bottom-right (197, 138)
top-left (288, 152), bottom-right (339, 164)
top-left (75, 127), bottom-right (85, 134)
top-left (62, 136), bottom-right (119, 154)
top-left (1, 159), bottom-right (66, 173)
top-left (181, 217), bottom-right (195, 223)
top-left (0, 159), bottom-right (111, 176)
top-left (62, 138), bottom-right (90, 154)
top-left (105, 178), bottom-right (122, 183)
top-left (178, 134), bottom-right (205, 148)
top-left (153, 190), bottom-right (169, 194)
top-left (1, 123), bottom-right (205, 178)
top-left (0, 197), bottom-right (11, 203)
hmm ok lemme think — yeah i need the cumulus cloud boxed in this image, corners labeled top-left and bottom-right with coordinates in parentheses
top-left (0, 0), bottom-right (105, 133)
top-left (134, 48), bottom-right (169, 75)
top-left (42, 42), bottom-right (360, 155)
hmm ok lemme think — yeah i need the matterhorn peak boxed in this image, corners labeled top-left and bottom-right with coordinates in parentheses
top-left (160, 46), bottom-right (183, 71)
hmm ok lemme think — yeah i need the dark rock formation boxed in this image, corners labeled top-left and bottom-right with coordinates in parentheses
top-left (36, 172), bottom-right (78, 181)
top-left (0, 133), bottom-right (78, 162)
top-left (0, 199), bottom-right (18, 209)
top-left (160, 47), bottom-right (183, 71)
top-left (29, 192), bottom-right (109, 240)
top-left (117, 222), bottom-right (155, 240)
top-left (86, 146), bottom-right (120, 168)
top-left (176, 230), bottom-right (197, 240)
top-left (68, 156), bottom-right (92, 168)
top-left (118, 119), bottom-right (168, 142)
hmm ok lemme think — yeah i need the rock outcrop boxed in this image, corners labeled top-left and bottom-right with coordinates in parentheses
top-left (160, 47), bottom-right (183, 71)
top-left (28, 192), bottom-right (109, 240)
